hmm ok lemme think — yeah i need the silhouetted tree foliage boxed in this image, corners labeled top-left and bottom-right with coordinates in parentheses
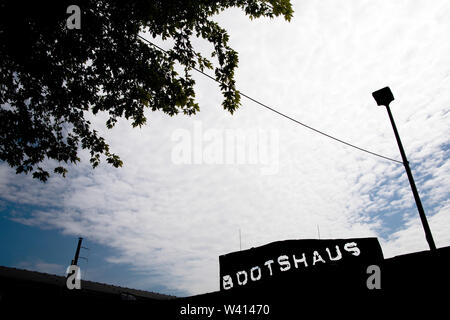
top-left (0, 0), bottom-right (293, 181)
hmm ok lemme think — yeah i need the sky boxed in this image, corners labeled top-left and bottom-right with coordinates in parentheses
top-left (1, 0), bottom-right (449, 297)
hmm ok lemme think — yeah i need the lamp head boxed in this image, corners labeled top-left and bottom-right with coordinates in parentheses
top-left (372, 87), bottom-right (394, 106)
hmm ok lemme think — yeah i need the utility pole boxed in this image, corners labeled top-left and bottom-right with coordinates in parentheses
top-left (65, 237), bottom-right (83, 290)
top-left (71, 237), bottom-right (83, 266)
top-left (372, 87), bottom-right (436, 251)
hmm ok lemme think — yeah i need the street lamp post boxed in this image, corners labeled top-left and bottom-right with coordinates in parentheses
top-left (372, 86), bottom-right (436, 251)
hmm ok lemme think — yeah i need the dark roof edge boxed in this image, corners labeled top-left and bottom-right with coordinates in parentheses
top-left (0, 265), bottom-right (176, 300)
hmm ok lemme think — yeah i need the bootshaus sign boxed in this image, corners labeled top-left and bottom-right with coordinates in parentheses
top-left (219, 238), bottom-right (384, 291)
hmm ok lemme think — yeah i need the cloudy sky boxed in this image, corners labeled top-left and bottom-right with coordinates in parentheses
top-left (1, 0), bottom-right (449, 296)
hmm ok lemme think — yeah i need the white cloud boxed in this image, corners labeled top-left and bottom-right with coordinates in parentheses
top-left (1, 0), bottom-right (449, 295)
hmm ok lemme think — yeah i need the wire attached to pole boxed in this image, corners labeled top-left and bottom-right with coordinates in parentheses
top-left (137, 34), bottom-right (403, 165)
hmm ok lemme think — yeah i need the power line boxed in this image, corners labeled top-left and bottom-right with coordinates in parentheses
top-left (137, 35), bottom-right (403, 165)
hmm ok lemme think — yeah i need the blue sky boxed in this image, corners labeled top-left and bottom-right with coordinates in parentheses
top-left (1, 0), bottom-right (449, 296)
top-left (0, 206), bottom-right (187, 296)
